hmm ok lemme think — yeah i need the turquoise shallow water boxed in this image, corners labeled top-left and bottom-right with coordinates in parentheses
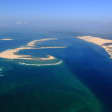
top-left (0, 31), bottom-right (111, 112)
top-left (0, 59), bottom-right (102, 112)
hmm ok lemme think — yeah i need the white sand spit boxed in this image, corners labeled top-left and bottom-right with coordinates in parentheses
top-left (76, 36), bottom-right (112, 59)
top-left (27, 38), bottom-right (57, 47)
top-left (0, 38), bottom-right (66, 61)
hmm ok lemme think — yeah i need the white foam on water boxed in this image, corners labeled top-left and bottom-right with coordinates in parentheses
top-left (19, 60), bottom-right (63, 66)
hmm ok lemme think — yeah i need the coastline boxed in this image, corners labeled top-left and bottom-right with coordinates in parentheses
top-left (0, 38), bottom-right (66, 66)
top-left (76, 36), bottom-right (112, 59)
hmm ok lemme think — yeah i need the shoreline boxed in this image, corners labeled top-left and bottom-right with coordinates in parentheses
top-left (76, 36), bottom-right (112, 59)
top-left (0, 38), bottom-right (66, 65)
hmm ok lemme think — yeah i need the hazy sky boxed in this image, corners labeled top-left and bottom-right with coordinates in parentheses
top-left (0, 0), bottom-right (112, 33)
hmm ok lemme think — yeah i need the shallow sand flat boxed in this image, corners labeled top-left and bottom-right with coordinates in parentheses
top-left (76, 36), bottom-right (112, 58)
top-left (0, 68), bottom-right (4, 77)
top-left (0, 68), bottom-right (3, 72)
top-left (37, 55), bottom-right (55, 61)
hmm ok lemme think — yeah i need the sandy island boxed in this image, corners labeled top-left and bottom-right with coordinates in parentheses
top-left (0, 38), bottom-right (66, 62)
top-left (76, 36), bottom-right (112, 59)
top-left (27, 38), bottom-right (57, 47)
top-left (0, 38), bottom-right (13, 40)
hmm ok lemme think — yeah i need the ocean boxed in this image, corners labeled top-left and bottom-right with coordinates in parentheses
top-left (0, 31), bottom-right (112, 112)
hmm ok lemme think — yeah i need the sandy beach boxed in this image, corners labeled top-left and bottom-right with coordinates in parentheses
top-left (27, 38), bottom-right (57, 47)
top-left (0, 38), bottom-right (13, 40)
top-left (76, 36), bottom-right (112, 59)
top-left (0, 38), bottom-right (66, 61)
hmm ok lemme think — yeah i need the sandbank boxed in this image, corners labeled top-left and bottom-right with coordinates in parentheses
top-left (0, 38), bottom-right (66, 62)
top-left (76, 36), bottom-right (112, 58)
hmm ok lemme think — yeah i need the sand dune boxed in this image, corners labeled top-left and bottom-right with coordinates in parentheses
top-left (76, 36), bottom-right (112, 59)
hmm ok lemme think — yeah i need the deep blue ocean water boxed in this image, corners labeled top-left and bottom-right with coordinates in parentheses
top-left (0, 31), bottom-right (112, 112)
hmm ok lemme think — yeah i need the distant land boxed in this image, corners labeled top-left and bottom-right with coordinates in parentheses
top-left (76, 36), bottom-right (112, 59)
